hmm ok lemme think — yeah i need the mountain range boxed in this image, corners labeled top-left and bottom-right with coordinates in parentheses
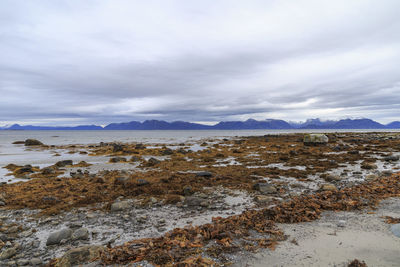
top-left (1, 118), bottom-right (399, 130)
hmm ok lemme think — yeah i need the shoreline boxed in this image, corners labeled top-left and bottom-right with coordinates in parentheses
top-left (0, 132), bottom-right (399, 266)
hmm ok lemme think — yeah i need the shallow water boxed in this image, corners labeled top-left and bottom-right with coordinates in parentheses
top-left (1, 129), bottom-right (399, 183)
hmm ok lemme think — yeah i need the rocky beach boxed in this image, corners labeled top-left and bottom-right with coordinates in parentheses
top-left (0, 131), bottom-right (399, 266)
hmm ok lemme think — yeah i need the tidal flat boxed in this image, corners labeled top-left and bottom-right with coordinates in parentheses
top-left (0, 131), bottom-right (399, 266)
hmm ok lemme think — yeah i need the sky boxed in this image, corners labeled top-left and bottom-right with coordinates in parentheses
top-left (1, 0), bottom-right (400, 126)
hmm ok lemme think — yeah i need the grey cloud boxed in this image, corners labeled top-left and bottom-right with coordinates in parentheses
top-left (1, 0), bottom-right (400, 126)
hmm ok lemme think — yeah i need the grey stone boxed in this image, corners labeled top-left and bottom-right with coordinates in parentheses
top-left (195, 171), bottom-right (213, 178)
top-left (55, 160), bottom-right (73, 168)
top-left (0, 247), bottom-right (17, 260)
top-left (46, 228), bottom-right (73, 246)
top-left (72, 228), bottom-right (89, 241)
top-left (110, 200), bottom-right (130, 212)
top-left (303, 134), bottom-right (329, 145)
top-left (55, 245), bottom-right (105, 267)
top-left (137, 179), bottom-right (149, 186)
top-left (30, 258), bottom-right (42, 266)
top-left (24, 139), bottom-right (43, 146)
top-left (253, 183), bottom-right (277, 194)
top-left (184, 196), bottom-right (203, 207)
top-left (384, 155), bottom-right (399, 161)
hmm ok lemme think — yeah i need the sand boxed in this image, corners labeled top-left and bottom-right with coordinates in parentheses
top-left (240, 198), bottom-right (400, 267)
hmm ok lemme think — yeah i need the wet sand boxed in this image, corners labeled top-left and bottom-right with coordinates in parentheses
top-left (243, 198), bottom-right (400, 267)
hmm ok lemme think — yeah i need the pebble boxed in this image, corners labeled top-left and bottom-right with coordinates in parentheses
top-left (337, 220), bottom-right (346, 227)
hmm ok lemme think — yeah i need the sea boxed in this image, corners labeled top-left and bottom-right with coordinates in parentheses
top-left (1, 129), bottom-right (399, 183)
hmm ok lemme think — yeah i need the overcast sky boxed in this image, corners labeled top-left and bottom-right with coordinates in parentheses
top-left (1, 0), bottom-right (400, 126)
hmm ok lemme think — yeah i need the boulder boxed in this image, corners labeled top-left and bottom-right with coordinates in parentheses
top-left (137, 179), bottom-right (149, 186)
top-left (195, 171), bottom-right (213, 178)
top-left (161, 148), bottom-right (174, 155)
top-left (361, 162), bottom-right (377, 170)
top-left (384, 155), bottom-right (399, 161)
top-left (55, 160), bottom-right (73, 168)
top-left (0, 247), bottom-right (17, 260)
top-left (184, 196), bottom-right (203, 207)
top-left (146, 157), bottom-right (160, 166)
top-left (320, 184), bottom-right (337, 191)
top-left (365, 174), bottom-right (378, 181)
top-left (109, 157), bottom-right (127, 163)
top-left (46, 228), bottom-right (73, 246)
top-left (24, 139), bottom-right (43, 146)
top-left (110, 200), bottom-right (130, 212)
top-left (112, 143), bottom-right (124, 152)
top-left (72, 228), bottom-right (89, 241)
top-left (253, 183), bottom-right (277, 194)
top-left (42, 167), bottom-right (55, 175)
top-left (55, 245), bottom-right (106, 267)
top-left (324, 174), bottom-right (342, 182)
top-left (303, 134), bottom-right (329, 145)
top-left (254, 195), bottom-right (274, 203)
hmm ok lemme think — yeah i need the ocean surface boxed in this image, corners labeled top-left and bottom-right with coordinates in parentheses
top-left (1, 129), bottom-right (400, 183)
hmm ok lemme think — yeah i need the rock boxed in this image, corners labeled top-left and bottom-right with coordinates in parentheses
top-left (253, 183), bottom-right (277, 194)
top-left (361, 162), bottom-right (377, 170)
top-left (135, 143), bottom-right (145, 149)
top-left (146, 157), bottom-right (160, 166)
top-left (320, 184), bottom-right (337, 191)
top-left (16, 259), bottom-right (29, 266)
top-left (114, 176), bottom-right (130, 185)
top-left (161, 148), bottom-right (174, 155)
top-left (110, 200), bottom-right (130, 212)
top-left (112, 143), bottom-right (124, 152)
top-left (46, 228), bottom-right (73, 246)
top-left (24, 139), bottom-right (43, 146)
top-left (30, 258), bottom-right (42, 266)
top-left (6, 226), bottom-right (19, 234)
top-left (184, 196), bottom-right (203, 207)
top-left (55, 160), bottom-right (73, 168)
top-left (303, 134), bottom-right (329, 145)
top-left (0, 247), bottom-right (17, 260)
top-left (41, 167), bottom-right (55, 175)
top-left (348, 150), bottom-right (359, 155)
top-left (72, 228), bottom-right (89, 241)
top-left (384, 155), bottom-right (399, 161)
top-left (109, 157), bottom-right (127, 163)
top-left (381, 170), bottom-right (393, 177)
top-left (15, 165), bottom-right (34, 174)
top-left (55, 245), bottom-right (106, 267)
top-left (195, 171), bottom-right (213, 178)
top-left (42, 196), bottom-right (59, 202)
top-left (183, 186), bottom-right (193, 196)
top-left (391, 224), bottom-right (400, 238)
top-left (137, 179), bottom-right (149, 186)
top-left (365, 174), bottom-right (378, 181)
top-left (130, 156), bottom-right (140, 162)
top-left (337, 220), bottom-right (346, 227)
top-left (324, 174), bottom-right (342, 182)
top-left (254, 195), bottom-right (274, 203)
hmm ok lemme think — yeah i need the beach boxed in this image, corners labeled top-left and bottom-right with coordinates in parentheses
top-left (0, 130), bottom-right (399, 266)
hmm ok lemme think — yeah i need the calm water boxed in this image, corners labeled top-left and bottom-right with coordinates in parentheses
top-left (1, 129), bottom-right (399, 182)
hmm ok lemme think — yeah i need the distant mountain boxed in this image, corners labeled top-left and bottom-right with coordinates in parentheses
top-left (386, 121), bottom-right (400, 129)
top-left (214, 119), bottom-right (292, 130)
top-left (294, 118), bottom-right (336, 129)
top-left (1, 118), bottom-right (399, 130)
top-left (6, 124), bottom-right (103, 130)
top-left (331, 119), bottom-right (385, 129)
top-left (104, 120), bottom-right (211, 130)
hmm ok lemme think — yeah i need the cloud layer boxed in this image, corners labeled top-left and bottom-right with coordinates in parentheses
top-left (1, 0), bottom-right (400, 126)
